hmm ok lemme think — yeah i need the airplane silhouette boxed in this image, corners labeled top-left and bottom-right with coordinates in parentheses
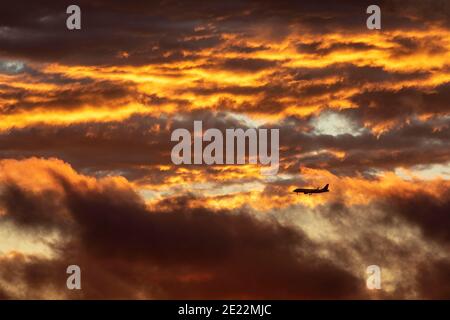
top-left (293, 184), bottom-right (329, 195)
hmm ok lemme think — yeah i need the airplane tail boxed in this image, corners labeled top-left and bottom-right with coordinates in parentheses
top-left (323, 184), bottom-right (329, 191)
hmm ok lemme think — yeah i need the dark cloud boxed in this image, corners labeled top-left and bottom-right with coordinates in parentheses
top-left (226, 43), bottom-right (270, 54)
top-left (0, 110), bottom-right (266, 182)
top-left (0, 160), bottom-right (365, 299)
top-left (215, 58), bottom-right (279, 72)
top-left (416, 259), bottom-right (450, 299)
top-left (0, 79), bottom-right (138, 114)
top-left (383, 189), bottom-right (450, 245)
top-left (0, 183), bottom-right (67, 231)
top-left (296, 41), bottom-right (378, 55)
top-left (0, 111), bottom-right (448, 181)
top-left (349, 82), bottom-right (450, 125)
top-left (276, 114), bottom-right (450, 176)
top-left (389, 35), bottom-right (448, 58)
top-left (291, 64), bottom-right (429, 84)
top-left (0, 157), bottom-right (449, 299)
top-left (0, 0), bottom-right (449, 300)
top-left (0, 1), bottom-right (447, 65)
top-left (0, 1), bottom-right (221, 66)
top-left (175, 61), bottom-right (434, 115)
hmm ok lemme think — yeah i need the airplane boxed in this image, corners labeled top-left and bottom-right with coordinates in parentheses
top-left (293, 184), bottom-right (329, 195)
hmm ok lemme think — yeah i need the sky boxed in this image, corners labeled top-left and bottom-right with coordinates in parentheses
top-left (0, 0), bottom-right (449, 299)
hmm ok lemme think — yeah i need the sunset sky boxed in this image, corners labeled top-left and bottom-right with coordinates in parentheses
top-left (0, 0), bottom-right (449, 299)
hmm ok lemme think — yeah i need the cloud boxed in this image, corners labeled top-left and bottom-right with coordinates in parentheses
top-left (416, 259), bottom-right (450, 299)
top-left (0, 79), bottom-right (138, 114)
top-left (0, 158), bottom-right (365, 299)
top-left (0, 158), bottom-right (449, 299)
top-left (349, 83), bottom-right (450, 127)
top-left (0, 0), bottom-right (449, 300)
top-left (383, 190), bottom-right (450, 244)
top-left (215, 58), bottom-right (279, 72)
top-left (1, 0), bottom-right (448, 66)
top-left (278, 115), bottom-right (450, 176)
top-left (0, 110), bottom-right (448, 184)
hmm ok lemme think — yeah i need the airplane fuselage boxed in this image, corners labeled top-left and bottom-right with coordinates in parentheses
top-left (293, 184), bottom-right (330, 195)
top-left (293, 188), bottom-right (329, 194)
